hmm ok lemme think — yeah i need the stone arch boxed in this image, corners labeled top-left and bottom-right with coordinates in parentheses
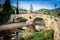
top-left (33, 17), bottom-right (45, 26)
top-left (31, 17), bottom-right (46, 31)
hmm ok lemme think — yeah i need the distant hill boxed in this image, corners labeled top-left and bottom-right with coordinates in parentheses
top-left (36, 9), bottom-right (50, 12)
top-left (35, 8), bottom-right (60, 15)
top-left (36, 9), bottom-right (49, 12)
top-left (35, 9), bottom-right (51, 14)
top-left (50, 8), bottom-right (60, 14)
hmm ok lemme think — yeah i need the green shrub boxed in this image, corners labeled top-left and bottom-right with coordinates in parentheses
top-left (24, 30), bottom-right (54, 40)
top-left (19, 18), bottom-right (28, 22)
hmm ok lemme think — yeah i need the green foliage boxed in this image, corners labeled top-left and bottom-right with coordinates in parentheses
top-left (3, 0), bottom-right (11, 12)
top-left (9, 7), bottom-right (15, 14)
top-left (34, 18), bottom-right (43, 21)
top-left (24, 30), bottom-right (54, 40)
top-left (19, 18), bottom-right (28, 22)
top-left (0, 5), bottom-right (2, 8)
top-left (0, 1), bottom-right (15, 39)
top-left (0, 0), bottom-right (15, 25)
top-left (0, 0), bottom-right (11, 25)
top-left (0, 12), bottom-right (10, 25)
top-left (44, 11), bottom-right (53, 16)
top-left (57, 13), bottom-right (60, 17)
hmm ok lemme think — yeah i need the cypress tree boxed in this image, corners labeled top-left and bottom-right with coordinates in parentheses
top-left (0, 0), bottom-right (14, 40)
top-left (3, 0), bottom-right (11, 12)
top-left (16, 0), bottom-right (19, 14)
top-left (0, 0), bottom-right (11, 25)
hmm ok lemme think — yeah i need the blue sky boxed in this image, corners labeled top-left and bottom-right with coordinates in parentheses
top-left (0, 0), bottom-right (60, 10)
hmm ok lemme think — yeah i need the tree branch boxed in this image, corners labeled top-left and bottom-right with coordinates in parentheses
top-left (0, 23), bottom-right (27, 31)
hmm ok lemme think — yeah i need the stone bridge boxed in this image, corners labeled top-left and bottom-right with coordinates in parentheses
top-left (10, 14), bottom-right (54, 29)
top-left (9, 13), bottom-right (59, 40)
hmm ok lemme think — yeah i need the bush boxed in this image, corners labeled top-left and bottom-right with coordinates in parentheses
top-left (19, 18), bottom-right (28, 22)
top-left (24, 30), bottom-right (54, 40)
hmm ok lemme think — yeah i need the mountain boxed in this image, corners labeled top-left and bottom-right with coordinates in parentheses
top-left (37, 9), bottom-right (50, 11)
top-left (49, 8), bottom-right (60, 16)
top-left (35, 9), bottom-right (51, 14)
top-left (35, 8), bottom-right (60, 15)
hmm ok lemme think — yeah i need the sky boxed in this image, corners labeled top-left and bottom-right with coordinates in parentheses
top-left (0, 0), bottom-right (60, 10)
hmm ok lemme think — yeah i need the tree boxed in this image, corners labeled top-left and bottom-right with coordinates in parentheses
top-left (0, 0), bottom-right (11, 25)
top-left (16, 0), bottom-right (19, 14)
top-left (0, 0), bottom-right (13, 40)
top-left (3, 0), bottom-right (11, 12)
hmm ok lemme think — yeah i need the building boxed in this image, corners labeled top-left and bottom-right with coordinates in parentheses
top-left (18, 8), bottom-right (28, 14)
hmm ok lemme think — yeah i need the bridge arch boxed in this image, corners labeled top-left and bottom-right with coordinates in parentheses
top-left (16, 17), bottom-right (28, 22)
top-left (33, 15), bottom-right (46, 22)
top-left (33, 17), bottom-right (45, 25)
